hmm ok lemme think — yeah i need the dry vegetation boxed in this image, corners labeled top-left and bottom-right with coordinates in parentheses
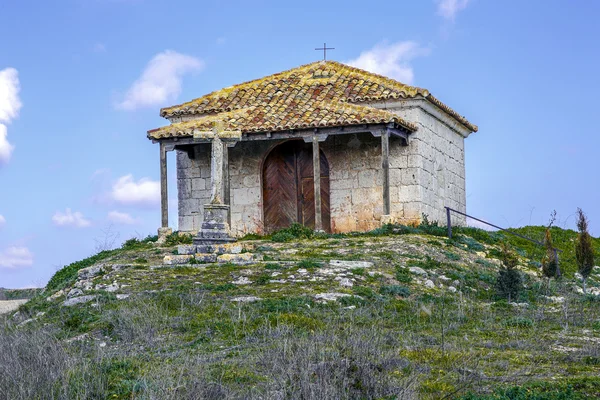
top-left (2, 224), bottom-right (600, 399)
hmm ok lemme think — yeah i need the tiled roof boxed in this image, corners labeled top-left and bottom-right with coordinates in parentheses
top-left (148, 61), bottom-right (476, 139)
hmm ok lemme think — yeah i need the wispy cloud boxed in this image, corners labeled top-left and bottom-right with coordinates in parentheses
top-left (93, 42), bottom-right (107, 53)
top-left (115, 50), bottom-right (204, 111)
top-left (107, 210), bottom-right (137, 225)
top-left (436, 0), bottom-right (470, 20)
top-left (0, 214), bottom-right (5, 227)
top-left (0, 246), bottom-right (33, 269)
top-left (0, 67), bottom-right (22, 165)
top-left (346, 41), bottom-right (430, 84)
top-left (52, 208), bottom-right (92, 228)
top-left (111, 175), bottom-right (160, 206)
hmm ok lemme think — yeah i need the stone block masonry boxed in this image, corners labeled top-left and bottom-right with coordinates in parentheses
top-left (176, 99), bottom-right (471, 235)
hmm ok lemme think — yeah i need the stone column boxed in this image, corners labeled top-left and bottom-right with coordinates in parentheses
top-left (158, 142), bottom-right (172, 242)
top-left (210, 136), bottom-right (224, 204)
top-left (193, 136), bottom-right (235, 246)
top-left (312, 135), bottom-right (323, 232)
top-left (381, 129), bottom-right (391, 217)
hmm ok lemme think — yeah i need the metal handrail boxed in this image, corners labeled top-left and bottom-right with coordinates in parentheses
top-left (445, 206), bottom-right (563, 254)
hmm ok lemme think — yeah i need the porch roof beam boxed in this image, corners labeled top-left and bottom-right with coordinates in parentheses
top-left (151, 123), bottom-right (413, 147)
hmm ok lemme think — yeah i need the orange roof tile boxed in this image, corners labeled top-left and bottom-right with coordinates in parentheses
top-left (148, 60), bottom-right (476, 139)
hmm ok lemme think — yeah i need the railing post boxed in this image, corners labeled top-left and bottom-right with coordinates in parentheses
top-left (446, 207), bottom-right (452, 239)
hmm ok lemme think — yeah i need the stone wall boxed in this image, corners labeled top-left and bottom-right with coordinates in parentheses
top-left (379, 98), bottom-right (470, 225)
top-left (175, 98), bottom-right (471, 234)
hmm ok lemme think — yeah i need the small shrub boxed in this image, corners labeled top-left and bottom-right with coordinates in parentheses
top-left (255, 274), bottom-right (271, 285)
top-left (395, 267), bottom-right (413, 283)
top-left (271, 223), bottom-right (314, 242)
top-left (122, 238), bottom-right (153, 251)
top-left (164, 232), bottom-right (193, 246)
top-left (298, 259), bottom-right (323, 269)
top-left (443, 251), bottom-right (461, 261)
top-left (338, 296), bottom-right (367, 307)
top-left (380, 285), bottom-right (410, 297)
top-left (495, 242), bottom-right (523, 302)
top-left (407, 256), bottom-right (441, 270)
top-left (352, 286), bottom-right (377, 299)
top-left (350, 267), bottom-right (366, 276)
top-left (271, 231), bottom-right (295, 242)
top-left (133, 258), bottom-right (148, 264)
top-left (504, 316), bottom-right (533, 328)
top-left (264, 263), bottom-right (282, 270)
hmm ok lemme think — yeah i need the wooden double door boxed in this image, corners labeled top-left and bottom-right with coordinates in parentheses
top-left (263, 140), bottom-right (331, 233)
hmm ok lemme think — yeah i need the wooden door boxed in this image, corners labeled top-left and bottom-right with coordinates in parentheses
top-left (263, 141), bottom-right (330, 233)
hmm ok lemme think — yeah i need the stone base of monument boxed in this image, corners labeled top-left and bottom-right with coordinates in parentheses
top-left (161, 203), bottom-right (260, 265)
top-left (193, 204), bottom-right (236, 246)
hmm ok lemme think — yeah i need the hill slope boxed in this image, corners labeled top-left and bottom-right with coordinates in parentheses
top-left (2, 225), bottom-right (600, 399)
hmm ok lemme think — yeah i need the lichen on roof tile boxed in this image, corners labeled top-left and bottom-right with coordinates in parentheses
top-left (148, 60), bottom-right (476, 139)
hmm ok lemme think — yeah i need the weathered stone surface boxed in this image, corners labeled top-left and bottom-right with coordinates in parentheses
top-left (232, 276), bottom-right (251, 285)
top-left (157, 227), bottom-right (173, 244)
top-left (423, 279), bottom-right (435, 289)
top-left (116, 294), bottom-right (130, 300)
top-left (194, 253), bottom-right (218, 263)
top-left (409, 266), bottom-right (428, 276)
top-left (338, 278), bottom-right (353, 287)
top-left (67, 288), bottom-right (83, 298)
top-left (315, 293), bottom-right (352, 301)
top-left (231, 296), bottom-right (262, 303)
top-left (63, 295), bottom-right (97, 307)
top-left (163, 255), bottom-right (194, 265)
top-left (218, 253), bottom-right (253, 263)
top-left (178, 245), bottom-right (197, 255)
top-left (46, 290), bottom-right (65, 302)
top-left (78, 264), bottom-right (104, 280)
top-left (329, 260), bottom-right (374, 269)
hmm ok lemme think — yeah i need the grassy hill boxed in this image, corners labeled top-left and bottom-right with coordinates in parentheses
top-left (1, 224), bottom-right (600, 399)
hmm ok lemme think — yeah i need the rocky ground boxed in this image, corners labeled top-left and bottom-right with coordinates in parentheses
top-left (2, 226), bottom-right (600, 399)
top-left (0, 299), bottom-right (27, 315)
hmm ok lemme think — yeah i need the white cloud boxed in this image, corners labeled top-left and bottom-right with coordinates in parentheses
top-left (116, 50), bottom-right (204, 111)
top-left (437, 0), bottom-right (470, 20)
top-left (0, 214), bottom-right (5, 227)
top-left (111, 175), bottom-right (160, 206)
top-left (346, 41), bottom-right (430, 84)
top-left (52, 208), bottom-right (92, 228)
top-left (0, 67), bottom-right (22, 165)
top-left (108, 211), bottom-right (137, 225)
top-left (0, 246), bottom-right (33, 269)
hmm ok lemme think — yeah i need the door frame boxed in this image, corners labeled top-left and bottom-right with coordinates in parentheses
top-left (260, 139), bottom-right (331, 233)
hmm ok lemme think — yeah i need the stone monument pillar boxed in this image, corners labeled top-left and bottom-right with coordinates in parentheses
top-left (193, 122), bottom-right (238, 246)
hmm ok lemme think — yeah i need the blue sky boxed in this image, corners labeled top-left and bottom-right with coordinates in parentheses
top-left (1, 0), bottom-right (599, 288)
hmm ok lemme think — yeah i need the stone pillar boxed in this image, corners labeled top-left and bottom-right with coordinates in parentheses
top-left (194, 137), bottom-right (235, 246)
top-left (210, 136), bottom-right (224, 204)
top-left (381, 129), bottom-right (391, 218)
top-left (158, 142), bottom-right (172, 243)
top-left (312, 135), bottom-right (323, 232)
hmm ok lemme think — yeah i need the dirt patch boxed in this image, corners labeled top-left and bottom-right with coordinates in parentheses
top-left (0, 299), bottom-right (27, 315)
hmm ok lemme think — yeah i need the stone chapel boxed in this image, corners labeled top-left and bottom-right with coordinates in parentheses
top-left (147, 61), bottom-right (477, 242)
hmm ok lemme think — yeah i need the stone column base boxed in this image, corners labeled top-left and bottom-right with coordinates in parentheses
top-left (157, 227), bottom-right (173, 244)
top-left (194, 204), bottom-right (236, 245)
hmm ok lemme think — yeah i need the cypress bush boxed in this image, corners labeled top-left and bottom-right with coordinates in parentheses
top-left (575, 208), bottom-right (595, 294)
top-left (495, 242), bottom-right (523, 302)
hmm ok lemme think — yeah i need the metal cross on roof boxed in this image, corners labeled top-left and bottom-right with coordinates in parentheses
top-left (315, 43), bottom-right (335, 61)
